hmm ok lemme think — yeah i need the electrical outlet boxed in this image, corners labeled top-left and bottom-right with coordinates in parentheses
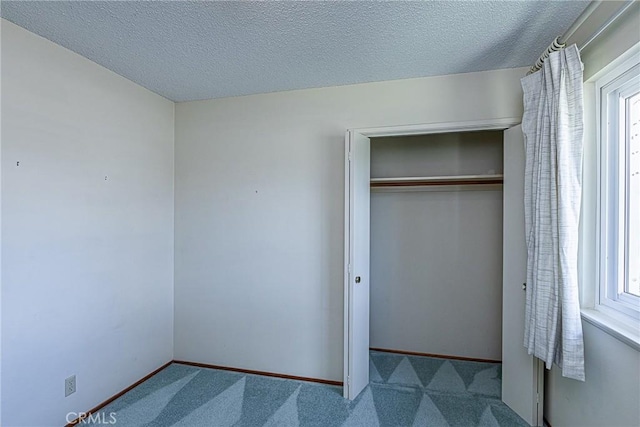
top-left (65, 375), bottom-right (76, 397)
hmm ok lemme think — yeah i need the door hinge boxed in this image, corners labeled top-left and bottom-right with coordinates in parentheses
top-left (348, 151), bottom-right (352, 162)
top-left (348, 264), bottom-right (352, 274)
top-left (536, 392), bottom-right (539, 404)
top-left (347, 375), bottom-right (351, 387)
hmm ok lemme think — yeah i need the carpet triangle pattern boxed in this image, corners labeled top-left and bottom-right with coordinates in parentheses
top-left (86, 351), bottom-right (529, 426)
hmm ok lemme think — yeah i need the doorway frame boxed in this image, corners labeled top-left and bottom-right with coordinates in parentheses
top-left (343, 116), bottom-right (521, 398)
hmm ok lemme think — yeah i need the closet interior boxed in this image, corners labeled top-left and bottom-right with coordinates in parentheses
top-left (369, 130), bottom-right (505, 361)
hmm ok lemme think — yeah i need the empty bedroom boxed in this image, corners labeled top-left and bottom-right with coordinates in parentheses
top-left (1, 1), bottom-right (639, 426)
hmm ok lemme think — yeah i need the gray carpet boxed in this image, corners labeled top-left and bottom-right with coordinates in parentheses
top-left (85, 351), bottom-right (529, 426)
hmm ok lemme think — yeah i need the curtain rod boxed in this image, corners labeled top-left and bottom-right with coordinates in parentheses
top-left (579, 1), bottom-right (637, 52)
top-left (527, 1), bottom-right (601, 75)
top-left (527, 0), bottom-right (634, 75)
top-left (560, 1), bottom-right (604, 46)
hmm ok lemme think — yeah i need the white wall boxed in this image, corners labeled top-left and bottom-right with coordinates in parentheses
top-left (1, 20), bottom-right (175, 427)
top-left (174, 67), bottom-right (526, 381)
top-left (370, 133), bottom-right (504, 360)
top-left (544, 4), bottom-right (640, 427)
top-left (545, 322), bottom-right (640, 427)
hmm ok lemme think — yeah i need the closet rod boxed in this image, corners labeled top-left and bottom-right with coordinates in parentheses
top-left (371, 179), bottom-right (503, 188)
top-left (370, 174), bottom-right (503, 188)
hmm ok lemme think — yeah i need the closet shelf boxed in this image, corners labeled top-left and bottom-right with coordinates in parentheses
top-left (370, 174), bottom-right (503, 192)
top-left (370, 174), bottom-right (504, 188)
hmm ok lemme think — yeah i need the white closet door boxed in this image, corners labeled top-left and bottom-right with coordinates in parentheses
top-left (343, 130), bottom-right (370, 400)
top-left (503, 125), bottom-right (544, 426)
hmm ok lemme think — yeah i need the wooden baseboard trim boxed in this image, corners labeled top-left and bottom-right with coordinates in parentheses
top-left (65, 361), bottom-right (172, 427)
top-left (370, 347), bottom-right (501, 364)
top-left (61, 350), bottom-right (502, 426)
top-left (173, 360), bottom-right (343, 386)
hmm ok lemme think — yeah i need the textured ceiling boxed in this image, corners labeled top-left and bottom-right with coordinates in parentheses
top-left (1, 1), bottom-right (590, 102)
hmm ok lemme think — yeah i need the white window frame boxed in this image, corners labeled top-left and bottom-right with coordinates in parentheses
top-left (594, 52), bottom-right (640, 323)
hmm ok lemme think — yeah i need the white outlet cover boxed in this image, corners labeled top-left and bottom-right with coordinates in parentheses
top-left (65, 375), bottom-right (76, 397)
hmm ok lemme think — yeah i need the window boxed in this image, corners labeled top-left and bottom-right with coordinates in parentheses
top-left (627, 92), bottom-right (640, 298)
top-left (597, 55), bottom-right (640, 321)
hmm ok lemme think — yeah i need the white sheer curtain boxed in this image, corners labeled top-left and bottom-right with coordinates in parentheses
top-left (520, 44), bottom-right (585, 381)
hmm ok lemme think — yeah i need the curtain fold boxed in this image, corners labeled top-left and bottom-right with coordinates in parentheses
top-left (520, 44), bottom-right (585, 381)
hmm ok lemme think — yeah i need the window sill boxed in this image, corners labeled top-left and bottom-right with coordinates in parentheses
top-left (581, 308), bottom-right (640, 351)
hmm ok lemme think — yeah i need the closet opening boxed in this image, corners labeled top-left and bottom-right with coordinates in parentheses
top-left (369, 130), bottom-right (504, 363)
top-left (343, 120), bottom-right (544, 426)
